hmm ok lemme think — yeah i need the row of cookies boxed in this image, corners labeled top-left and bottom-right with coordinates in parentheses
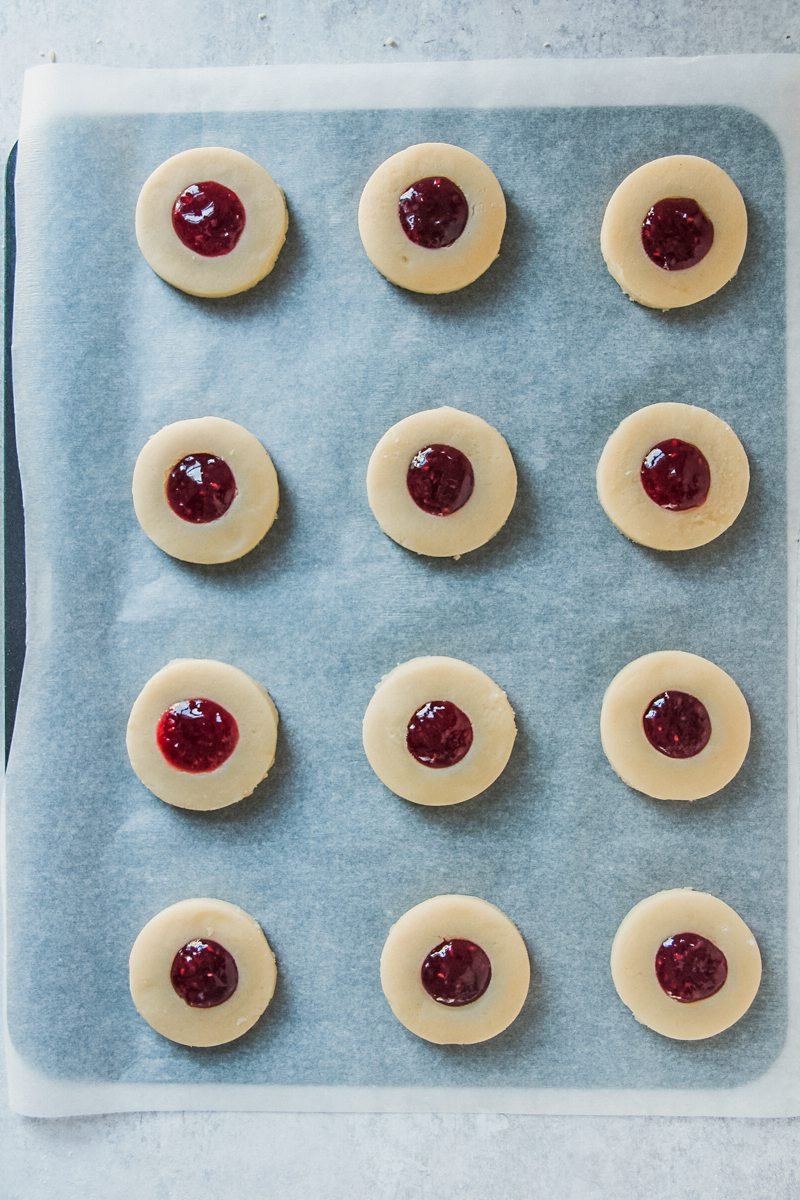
top-left (136, 144), bottom-right (747, 306)
top-left (129, 887), bottom-right (762, 1049)
top-left (126, 646), bottom-right (750, 813)
top-left (132, 401), bottom-right (750, 565)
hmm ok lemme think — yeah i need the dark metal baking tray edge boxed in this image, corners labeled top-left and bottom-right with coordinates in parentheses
top-left (5, 142), bottom-right (25, 762)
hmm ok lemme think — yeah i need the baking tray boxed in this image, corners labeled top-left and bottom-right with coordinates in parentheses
top-left (4, 142), bottom-right (24, 761)
top-left (3, 59), bottom-right (799, 1118)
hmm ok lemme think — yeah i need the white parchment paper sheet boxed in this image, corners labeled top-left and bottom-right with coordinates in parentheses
top-left (4, 58), bottom-right (800, 1116)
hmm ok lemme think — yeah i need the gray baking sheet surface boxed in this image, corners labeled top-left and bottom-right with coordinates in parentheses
top-left (5, 64), bottom-right (792, 1112)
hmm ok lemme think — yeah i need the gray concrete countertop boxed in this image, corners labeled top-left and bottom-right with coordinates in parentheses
top-left (1, 3), bottom-right (798, 1196)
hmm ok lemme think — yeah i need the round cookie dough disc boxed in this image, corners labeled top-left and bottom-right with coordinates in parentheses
top-left (381, 894), bottom-right (530, 1044)
top-left (135, 147), bottom-right (288, 298)
top-left (367, 407), bottom-right (517, 558)
top-left (132, 416), bottom-right (280, 565)
top-left (610, 889), bottom-right (762, 1040)
top-left (600, 650), bottom-right (750, 801)
top-left (127, 658), bottom-right (279, 811)
top-left (362, 656), bottom-right (517, 806)
top-left (600, 155), bottom-right (747, 309)
top-left (129, 898), bottom-right (278, 1046)
top-left (358, 143), bottom-right (507, 294)
top-left (596, 402), bottom-right (749, 551)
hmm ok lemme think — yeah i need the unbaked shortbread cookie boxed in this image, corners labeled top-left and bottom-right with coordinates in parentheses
top-left (601, 650), bottom-right (750, 801)
top-left (358, 143), bottom-right (506, 294)
top-left (129, 898), bottom-right (277, 1046)
top-left (132, 416), bottom-right (280, 565)
top-left (136, 147), bottom-right (288, 298)
top-left (596, 402), bottom-right (749, 551)
top-left (601, 155), bottom-right (747, 309)
top-left (127, 659), bottom-right (279, 811)
top-left (380, 894), bottom-right (530, 1044)
top-left (610, 889), bottom-right (761, 1040)
top-left (367, 407), bottom-right (517, 558)
top-left (362, 656), bottom-right (516, 806)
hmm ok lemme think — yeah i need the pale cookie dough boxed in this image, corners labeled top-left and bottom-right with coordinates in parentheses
top-left (600, 155), bottom-right (747, 309)
top-left (601, 650), bottom-right (750, 801)
top-left (610, 889), bottom-right (762, 1040)
top-left (132, 416), bottom-right (280, 565)
top-left (127, 658), bottom-right (279, 811)
top-left (596, 403), bottom-right (749, 551)
top-left (358, 143), bottom-right (506, 294)
top-left (367, 407), bottom-right (517, 558)
top-left (362, 656), bottom-right (516, 806)
top-left (129, 898), bottom-right (277, 1046)
top-left (380, 894), bottom-right (530, 1044)
top-left (135, 147), bottom-right (288, 298)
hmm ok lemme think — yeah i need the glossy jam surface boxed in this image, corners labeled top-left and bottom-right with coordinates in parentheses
top-left (655, 931), bottom-right (728, 1003)
top-left (407, 444), bottom-right (475, 516)
top-left (641, 197), bottom-right (714, 271)
top-left (643, 691), bottom-right (712, 759)
top-left (641, 439), bottom-right (711, 511)
top-left (166, 453), bottom-right (237, 524)
top-left (421, 938), bottom-right (492, 1006)
top-left (170, 939), bottom-right (239, 1007)
top-left (398, 176), bottom-right (469, 249)
top-left (157, 698), bottom-right (239, 773)
top-left (172, 181), bottom-right (246, 256)
top-left (406, 700), bottom-right (474, 768)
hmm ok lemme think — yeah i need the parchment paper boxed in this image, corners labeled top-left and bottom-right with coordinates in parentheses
top-left (4, 58), bottom-right (799, 1117)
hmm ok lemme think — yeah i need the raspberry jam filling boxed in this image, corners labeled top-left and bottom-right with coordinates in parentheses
top-left (166, 453), bottom-right (237, 524)
top-left (406, 700), bottom-right (474, 768)
top-left (643, 691), bottom-right (712, 759)
top-left (407, 444), bottom-right (475, 516)
top-left (641, 439), bottom-right (711, 511)
top-left (170, 939), bottom-right (239, 1008)
top-left (157, 698), bottom-right (239, 773)
top-left (641, 197), bottom-right (714, 271)
top-left (172, 181), bottom-right (246, 256)
top-left (421, 938), bottom-right (492, 1006)
top-left (398, 176), bottom-right (469, 249)
top-left (655, 931), bottom-right (728, 1003)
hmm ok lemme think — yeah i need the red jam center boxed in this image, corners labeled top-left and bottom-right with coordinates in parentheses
top-left (640, 439), bottom-right (711, 511)
top-left (170, 939), bottom-right (239, 1007)
top-left (157, 698), bottom-right (239, 773)
top-left (398, 176), bottom-right (469, 249)
top-left (407, 700), bottom-right (474, 768)
top-left (407, 444), bottom-right (475, 516)
top-left (172, 181), bottom-right (246, 256)
top-left (166, 453), bottom-right (237, 524)
top-left (421, 938), bottom-right (492, 1006)
top-left (641, 197), bottom-right (714, 271)
top-left (655, 931), bottom-right (728, 1003)
top-left (643, 691), bottom-right (712, 759)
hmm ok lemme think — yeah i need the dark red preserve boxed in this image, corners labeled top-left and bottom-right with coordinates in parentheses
top-left (655, 931), bottom-right (728, 1002)
top-left (398, 176), bottom-right (469, 249)
top-left (157, 698), bottom-right (239, 773)
top-left (407, 444), bottom-right (475, 516)
top-left (406, 700), bottom-right (474, 768)
top-left (640, 439), bottom-right (710, 511)
top-left (170, 939), bottom-right (239, 1007)
top-left (172, 181), bottom-right (246, 256)
top-left (166, 453), bottom-right (237, 524)
top-left (641, 197), bottom-right (714, 271)
top-left (642, 691), bottom-right (712, 759)
top-left (421, 938), bottom-right (492, 1006)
